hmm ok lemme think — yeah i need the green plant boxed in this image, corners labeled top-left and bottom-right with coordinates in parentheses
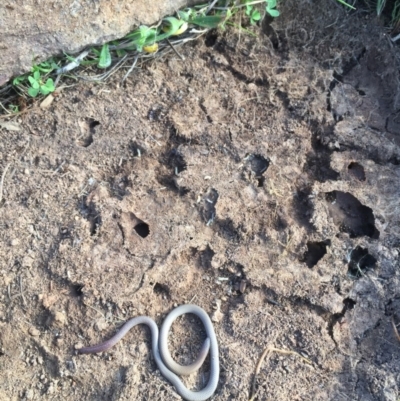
top-left (265, 0), bottom-right (280, 17)
top-left (245, 4), bottom-right (261, 24)
top-left (27, 70), bottom-right (55, 97)
top-left (12, 59), bottom-right (58, 97)
top-left (239, 0), bottom-right (280, 20)
top-left (391, 1), bottom-right (400, 28)
top-left (336, 0), bottom-right (356, 10)
top-left (8, 104), bottom-right (19, 113)
top-left (376, 0), bottom-right (387, 16)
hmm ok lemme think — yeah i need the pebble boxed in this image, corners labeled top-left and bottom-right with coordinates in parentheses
top-left (28, 327), bottom-right (41, 337)
top-left (211, 309), bottom-right (223, 323)
top-left (53, 311), bottom-right (67, 326)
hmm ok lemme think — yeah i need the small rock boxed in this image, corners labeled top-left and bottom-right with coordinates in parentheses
top-left (95, 318), bottom-right (108, 332)
top-left (53, 311), bottom-right (67, 326)
top-left (29, 327), bottom-right (41, 337)
top-left (10, 239), bottom-right (19, 246)
top-left (22, 255), bottom-right (35, 268)
top-left (42, 294), bottom-right (58, 309)
top-left (211, 309), bottom-right (223, 323)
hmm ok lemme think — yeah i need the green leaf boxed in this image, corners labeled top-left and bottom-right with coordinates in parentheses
top-left (98, 43), bottom-right (111, 69)
top-left (162, 17), bottom-right (184, 36)
top-left (177, 10), bottom-right (191, 21)
top-left (13, 76), bottom-right (26, 86)
top-left (28, 76), bottom-right (40, 88)
top-left (190, 15), bottom-right (225, 28)
top-left (252, 10), bottom-right (261, 21)
top-left (33, 70), bottom-right (41, 81)
top-left (40, 85), bottom-right (51, 95)
top-left (28, 87), bottom-right (39, 97)
top-left (266, 7), bottom-right (280, 17)
top-left (268, 0), bottom-right (277, 8)
top-left (125, 25), bottom-right (157, 52)
top-left (116, 48), bottom-right (127, 58)
top-left (245, 4), bottom-right (252, 16)
top-left (44, 78), bottom-right (55, 90)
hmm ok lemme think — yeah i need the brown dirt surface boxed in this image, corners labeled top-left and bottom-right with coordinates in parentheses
top-left (1, 1), bottom-right (400, 400)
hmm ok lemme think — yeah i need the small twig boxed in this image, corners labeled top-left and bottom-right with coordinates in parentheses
top-left (166, 39), bottom-right (185, 61)
top-left (77, 54), bottom-right (128, 82)
top-left (121, 55), bottom-right (139, 83)
top-left (19, 276), bottom-right (27, 306)
top-left (206, 0), bottom-right (219, 15)
top-left (0, 162), bottom-right (11, 205)
top-left (392, 316), bottom-right (400, 342)
top-left (249, 345), bottom-right (312, 401)
top-left (52, 161), bottom-right (65, 175)
top-left (86, 304), bottom-right (106, 319)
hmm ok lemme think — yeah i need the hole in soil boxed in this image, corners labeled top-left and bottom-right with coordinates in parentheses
top-left (327, 297), bottom-right (356, 340)
top-left (215, 218), bottom-right (240, 242)
top-left (197, 245), bottom-right (215, 269)
top-left (325, 191), bottom-right (379, 239)
top-left (301, 240), bottom-right (331, 268)
top-left (200, 188), bottom-right (219, 226)
top-left (292, 188), bottom-right (315, 231)
top-left (71, 284), bottom-right (84, 297)
top-left (79, 198), bottom-right (102, 236)
top-left (205, 30), bottom-right (218, 47)
top-left (245, 154), bottom-right (270, 186)
top-left (88, 119), bottom-right (100, 133)
top-left (134, 222), bottom-right (150, 238)
top-left (59, 227), bottom-right (71, 240)
top-left (347, 246), bottom-right (377, 278)
top-left (78, 118), bottom-right (100, 147)
top-left (166, 149), bottom-right (187, 174)
top-left (348, 162), bottom-right (366, 181)
top-left (343, 297), bottom-right (356, 310)
top-left (80, 133), bottom-right (93, 147)
top-left (153, 283), bottom-right (170, 299)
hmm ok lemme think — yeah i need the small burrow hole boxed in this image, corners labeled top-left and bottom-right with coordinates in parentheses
top-left (205, 31), bottom-right (218, 47)
top-left (197, 245), bottom-right (215, 269)
top-left (325, 191), bottom-right (379, 239)
top-left (249, 154), bottom-right (270, 176)
top-left (347, 246), bottom-right (377, 278)
top-left (134, 222), bottom-right (150, 238)
top-left (88, 119), bottom-right (100, 133)
top-left (244, 154), bottom-right (270, 187)
top-left (153, 283), bottom-right (170, 299)
top-left (80, 134), bottom-right (93, 148)
top-left (343, 297), bottom-right (356, 310)
top-left (71, 284), bottom-right (84, 297)
top-left (348, 162), bottom-right (366, 181)
top-left (301, 240), bottom-right (331, 268)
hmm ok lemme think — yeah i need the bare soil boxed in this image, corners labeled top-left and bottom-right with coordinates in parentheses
top-left (1, 1), bottom-right (400, 400)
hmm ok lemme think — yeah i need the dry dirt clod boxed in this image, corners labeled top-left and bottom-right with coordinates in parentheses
top-left (28, 327), bottom-right (41, 337)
